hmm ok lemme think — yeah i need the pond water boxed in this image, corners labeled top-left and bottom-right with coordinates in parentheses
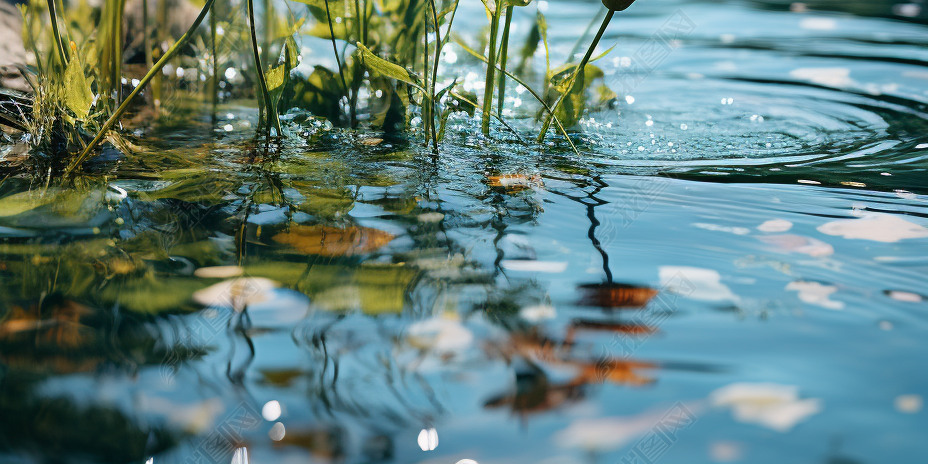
top-left (1, 0), bottom-right (927, 463)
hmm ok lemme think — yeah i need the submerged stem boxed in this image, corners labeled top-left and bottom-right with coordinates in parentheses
top-left (537, 8), bottom-right (613, 143)
top-left (66, 0), bottom-right (217, 175)
top-left (481, 5), bottom-right (501, 135)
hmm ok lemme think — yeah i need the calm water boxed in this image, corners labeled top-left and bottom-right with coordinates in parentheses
top-left (1, 0), bottom-right (927, 463)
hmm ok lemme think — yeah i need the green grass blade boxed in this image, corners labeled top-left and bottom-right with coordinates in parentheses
top-left (455, 37), bottom-right (580, 155)
top-left (65, 0), bottom-right (218, 175)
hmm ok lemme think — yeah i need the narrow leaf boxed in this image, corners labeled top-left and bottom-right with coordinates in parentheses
top-left (356, 42), bottom-right (424, 92)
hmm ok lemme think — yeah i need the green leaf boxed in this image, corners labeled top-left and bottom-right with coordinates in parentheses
top-left (547, 64), bottom-right (604, 127)
top-left (276, 17), bottom-right (306, 39)
top-left (537, 10), bottom-right (550, 76)
top-left (356, 42), bottom-right (424, 92)
top-left (64, 57), bottom-right (94, 119)
top-left (266, 65), bottom-right (286, 91)
top-left (0, 189), bottom-right (56, 217)
top-left (287, 0), bottom-right (327, 7)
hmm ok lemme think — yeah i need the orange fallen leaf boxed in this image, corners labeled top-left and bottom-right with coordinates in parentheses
top-left (578, 283), bottom-right (659, 308)
top-left (574, 358), bottom-right (657, 387)
top-left (565, 319), bottom-right (657, 346)
top-left (0, 300), bottom-right (94, 348)
top-left (486, 174), bottom-right (543, 191)
top-left (273, 225), bottom-right (395, 257)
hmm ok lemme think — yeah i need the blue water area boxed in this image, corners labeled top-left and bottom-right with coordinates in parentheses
top-left (1, 0), bottom-right (927, 463)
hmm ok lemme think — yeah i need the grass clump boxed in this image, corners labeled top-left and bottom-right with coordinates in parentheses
top-left (1, 0), bottom-right (637, 173)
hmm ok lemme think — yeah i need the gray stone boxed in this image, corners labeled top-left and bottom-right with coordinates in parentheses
top-left (0, 0), bottom-right (29, 92)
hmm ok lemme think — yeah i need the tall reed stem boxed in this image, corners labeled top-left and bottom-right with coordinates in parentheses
top-left (143, 0), bottom-right (153, 85)
top-left (348, 0), bottom-right (366, 127)
top-left (66, 0), bottom-right (217, 175)
top-left (247, 0), bottom-right (281, 136)
top-left (113, 0), bottom-right (126, 103)
top-left (427, 0), bottom-right (442, 152)
top-left (481, 4), bottom-right (501, 135)
top-left (496, 5), bottom-right (513, 118)
top-left (324, 0), bottom-right (349, 98)
top-left (537, 9), bottom-right (613, 143)
top-left (46, 0), bottom-right (69, 66)
top-left (210, 0), bottom-right (218, 120)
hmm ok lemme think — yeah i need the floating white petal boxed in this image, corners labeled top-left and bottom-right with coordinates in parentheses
top-left (786, 281), bottom-right (844, 310)
top-left (759, 234), bottom-right (834, 257)
top-left (192, 278), bottom-right (278, 310)
top-left (693, 223), bottom-right (751, 235)
top-left (659, 266), bottom-right (737, 302)
top-left (519, 304), bottom-right (557, 323)
top-left (711, 383), bottom-right (822, 432)
top-left (262, 400), bottom-right (282, 421)
top-left (500, 260), bottom-right (568, 273)
top-left (757, 219), bottom-right (793, 233)
top-left (408, 316), bottom-right (473, 354)
top-left (817, 214), bottom-right (928, 243)
top-left (895, 395), bottom-right (923, 413)
top-left (194, 266), bottom-right (245, 279)
top-left (790, 67), bottom-right (853, 88)
top-left (417, 428), bottom-right (439, 451)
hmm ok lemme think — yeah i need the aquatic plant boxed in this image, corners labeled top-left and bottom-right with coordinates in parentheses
top-left (537, 0), bottom-right (635, 142)
top-left (3, 0), bottom-right (638, 172)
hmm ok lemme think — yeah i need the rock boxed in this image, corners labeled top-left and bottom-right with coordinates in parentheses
top-left (0, 0), bottom-right (29, 92)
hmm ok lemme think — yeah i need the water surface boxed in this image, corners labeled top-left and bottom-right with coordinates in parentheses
top-left (1, 0), bottom-right (927, 463)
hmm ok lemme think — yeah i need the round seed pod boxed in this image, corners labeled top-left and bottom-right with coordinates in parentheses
top-left (602, 0), bottom-right (636, 11)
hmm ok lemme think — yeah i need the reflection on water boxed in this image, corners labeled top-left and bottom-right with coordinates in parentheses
top-left (2, 0), bottom-right (928, 462)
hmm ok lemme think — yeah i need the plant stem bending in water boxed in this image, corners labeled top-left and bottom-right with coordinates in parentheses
top-left (455, 37), bottom-right (579, 155)
top-left (537, 8), bottom-right (613, 143)
top-left (65, 0), bottom-right (217, 175)
top-left (248, 0), bottom-right (282, 136)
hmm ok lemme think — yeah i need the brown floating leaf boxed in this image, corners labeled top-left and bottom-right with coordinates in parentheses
top-left (486, 174), bottom-right (543, 191)
top-left (260, 368), bottom-right (305, 387)
top-left (272, 225), bottom-right (395, 257)
top-left (578, 283), bottom-right (659, 308)
top-left (359, 137), bottom-right (383, 146)
top-left (0, 300), bottom-right (94, 348)
top-left (565, 319), bottom-right (657, 346)
top-left (273, 427), bottom-right (342, 458)
top-left (574, 358), bottom-right (657, 387)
